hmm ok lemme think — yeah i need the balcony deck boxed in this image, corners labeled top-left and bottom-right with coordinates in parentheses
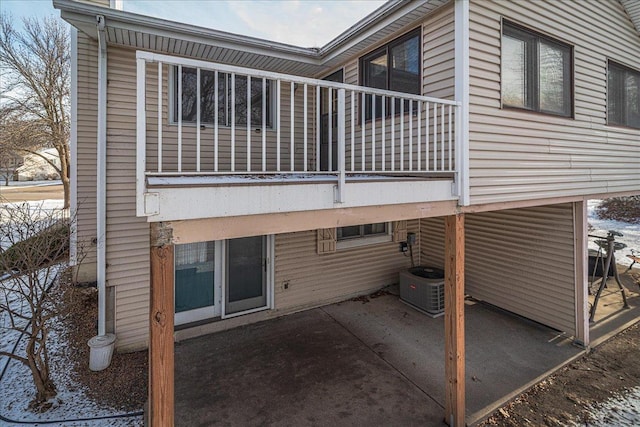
top-left (136, 51), bottom-right (461, 222)
top-left (144, 173), bottom-right (455, 221)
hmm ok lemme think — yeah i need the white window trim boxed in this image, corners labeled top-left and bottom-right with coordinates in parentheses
top-left (500, 20), bottom-right (573, 117)
top-left (336, 223), bottom-right (393, 250)
top-left (175, 304), bottom-right (217, 325)
top-left (606, 59), bottom-right (640, 129)
top-left (168, 66), bottom-right (277, 130)
top-left (174, 240), bottom-right (222, 326)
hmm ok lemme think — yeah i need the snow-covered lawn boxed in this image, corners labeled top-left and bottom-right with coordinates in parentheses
top-left (1, 180), bottom-right (62, 189)
top-left (0, 271), bottom-right (143, 425)
top-left (588, 386), bottom-right (640, 426)
top-left (588, 200), bottom-right (639, 267)
top-left (0, 198), bottom-right (65, 210)
top-left (0, 199), bottom-right (66, 251)
top-left (0, 199), bottom-right (143, 425)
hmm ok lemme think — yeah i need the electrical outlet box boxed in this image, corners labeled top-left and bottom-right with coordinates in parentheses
top-left (399, 242), bottom-right (408, 252)
top-left (407, 232), bottom-right (416, 246)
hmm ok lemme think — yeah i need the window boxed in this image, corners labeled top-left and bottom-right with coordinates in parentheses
top-left (608, 61), bottom-right (640, 129)
top-left (173, 66), bottom-right (272, 127)
top-left (360, 29), bottom-right (421, 120)
top-left (338, 223), bottom-right (387, 240)
top-left (336, 223), bottom-right (391, 249)
top-left (501, 22), bottom-right (572, 117)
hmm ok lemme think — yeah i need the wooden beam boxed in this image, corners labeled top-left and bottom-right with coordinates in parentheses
top-left (149, 222), bottom-right (175, 427)
top-left (444, 214), bottom-right (465, 427)
top-left (169, 200), bottom-right (458, 244)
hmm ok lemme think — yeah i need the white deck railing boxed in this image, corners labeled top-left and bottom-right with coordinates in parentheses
top-left (136, 51), bottom-right (461, 205)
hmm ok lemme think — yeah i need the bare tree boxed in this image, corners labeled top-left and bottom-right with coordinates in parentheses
top-left (0, 143), bottom-right (22, 186)
top-left (0, 15), bottom-right (70, 208)
top-left (0, 201), bottom-right (70, 405)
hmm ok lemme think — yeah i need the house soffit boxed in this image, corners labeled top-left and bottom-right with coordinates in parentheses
top-left (53, 0), bottom-right (448, 77)
top-left (620, 0), bottom-right (640, 36)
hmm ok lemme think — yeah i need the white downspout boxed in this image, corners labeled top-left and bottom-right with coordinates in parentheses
top-left (96, 15), bottom-right (107, 337)
top-left (70, 28), bottom-right (78, 266)
top-left (87, 14), bottom-right (116, 373)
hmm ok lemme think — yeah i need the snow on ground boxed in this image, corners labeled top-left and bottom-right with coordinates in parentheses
top-left (588, 386), bottom-right (640, 426)
top-left (0, 270), bottom-right (143, 425)
top-left (0, 198), bottom-right (139, 425)
top-left (0, 198), bottom-right (65, 210)
top-left (1, 179), bottom-right (62, 188)
top-left (588, 200), bottom-right (639, 267)
top-left (0, 199), bottom-right (66, 251)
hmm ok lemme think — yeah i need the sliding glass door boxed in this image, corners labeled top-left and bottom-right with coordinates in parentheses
top-left (174, 236), bottom-right (273, 325)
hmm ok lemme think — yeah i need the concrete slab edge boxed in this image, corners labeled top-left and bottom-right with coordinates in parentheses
top-left (468, 318), bottom-right (640, 426)
top-left (466, 349), bottom-right (587, 426)
top-left (590, 318), bottom-right (640, 348)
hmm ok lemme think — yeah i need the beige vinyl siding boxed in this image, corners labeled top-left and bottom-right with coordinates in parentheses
top-left (341, 2), bottom-right (454, 99)
top-left (468, 0), bottom-right (640, 205)
top-left (323, 5), bottom-right (456, 173)
top-left (421, 203), bottom-right (576, 336)
top-left (421, 4), bottom-right (456, 169)
top-left (106, 46), bottom-right (151, 351)
top-left (144, 64), bottom-right (317, 173)
top-left (76, 33), bottom-right (98, 278)
top-left (76, 0), bottom-right (110, 5)
top-left (274, 220), bottom-right (419, 311)
top-left (344, 62), bottom-right (357, 86)
top-left (422, 3), bottom-right (455, 100)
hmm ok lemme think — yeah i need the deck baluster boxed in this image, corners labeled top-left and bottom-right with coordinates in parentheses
top-left (157, 62), bottom-right (163, 173)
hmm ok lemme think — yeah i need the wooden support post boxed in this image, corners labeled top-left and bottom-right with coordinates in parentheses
top-left (149, 222), bottom-right (175, 427)
top-left (444, 214), bottom-right (465, 427)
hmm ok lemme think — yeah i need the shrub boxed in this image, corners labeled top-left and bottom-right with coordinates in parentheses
top-left (595, 196), bottom-right (640, 224)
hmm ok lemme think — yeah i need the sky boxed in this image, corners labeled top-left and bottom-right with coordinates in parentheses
top-left (0, 0), bottom-right (386, 47)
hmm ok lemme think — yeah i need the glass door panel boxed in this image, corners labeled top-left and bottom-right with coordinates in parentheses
top-left (175, 241), bottom-right (216, 324)
top-left (225, 236), bottom-right (266, 315)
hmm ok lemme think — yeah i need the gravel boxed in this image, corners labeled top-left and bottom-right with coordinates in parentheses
top-left (60, 281), bottom-right (148, 413)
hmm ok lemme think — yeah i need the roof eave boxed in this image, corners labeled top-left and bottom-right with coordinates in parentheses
top-left (54, 0), bottom-right (439, 60)
top-left (620, 0), bottom-right (640, 36)
top-left (53, 0), bottom-right (446, 77)
top-left (318, 0), bottom-right (407, 56)
top-left (54, 0), bottom-right (321, 63)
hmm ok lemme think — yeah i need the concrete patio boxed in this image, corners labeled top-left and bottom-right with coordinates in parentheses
top-left (174, 290), bottom-right (587, 426)
top-left (589, 265), bottom-right (640, 346)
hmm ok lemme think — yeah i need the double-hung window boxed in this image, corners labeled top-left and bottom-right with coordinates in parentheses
top-left (501, 22), bottom-right (572, 117)
top-left (360, 28), bottom-right (421, 120)
top-left (174, 66), bottom-right (273, 127)
top-left (608, 61), bottom-right (640, 129)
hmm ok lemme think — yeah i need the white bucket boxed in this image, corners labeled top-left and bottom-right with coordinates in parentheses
top-left (88, 333), bottom-right (116, 371)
